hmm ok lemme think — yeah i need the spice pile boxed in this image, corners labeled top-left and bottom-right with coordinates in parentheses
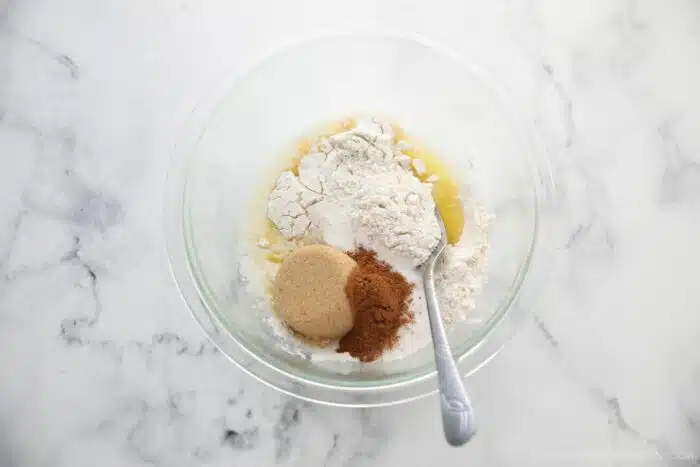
top-left (339, 249), bottom-right (414, 362)
top-left (256, 118), bottom-right (493, 363)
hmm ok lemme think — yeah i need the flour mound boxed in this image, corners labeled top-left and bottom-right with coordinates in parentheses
top-left (435, 201), bottom-right (492, 323)
top-left (267, 119), bottom-right (440, 266)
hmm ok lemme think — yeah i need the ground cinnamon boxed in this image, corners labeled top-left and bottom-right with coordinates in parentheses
top-left (338, 249), bottom-right (414, 362)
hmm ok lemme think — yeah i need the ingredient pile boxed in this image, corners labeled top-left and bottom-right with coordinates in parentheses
top-left (255, 118), bottom-right (492, 363)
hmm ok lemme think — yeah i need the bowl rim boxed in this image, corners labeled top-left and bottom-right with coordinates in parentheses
top-left (164, 29), bottom-right (554, 406)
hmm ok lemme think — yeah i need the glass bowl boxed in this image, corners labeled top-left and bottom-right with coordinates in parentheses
top-left (164, 32), bottom-right (553, 407)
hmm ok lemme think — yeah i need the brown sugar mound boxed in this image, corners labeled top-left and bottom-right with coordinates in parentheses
top-left (272, 245), bottom-right (357, 339)
top-left (338, 249), bottom-right (414, 362)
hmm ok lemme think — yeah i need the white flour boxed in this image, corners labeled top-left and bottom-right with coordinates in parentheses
top-left (435, 202), bottom-right (493, 323)
top-left (262, 118), bottom-right (492, 363)
top-left (267, 119), bottom-right (440, 265)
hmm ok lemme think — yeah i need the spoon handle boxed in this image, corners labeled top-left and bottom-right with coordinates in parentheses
top-left (423, 265), bottom-right (476, 446)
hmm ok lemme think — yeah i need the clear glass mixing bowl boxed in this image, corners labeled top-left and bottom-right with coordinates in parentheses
top-left (165, 32), bottom-right (553, 406)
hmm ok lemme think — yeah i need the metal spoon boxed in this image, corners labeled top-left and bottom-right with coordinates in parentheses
top-left (420, 207), bottom-right (476, 446)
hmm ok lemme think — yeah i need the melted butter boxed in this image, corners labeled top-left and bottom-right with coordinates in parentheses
top-left (263, 220), bottom-right (287, 263)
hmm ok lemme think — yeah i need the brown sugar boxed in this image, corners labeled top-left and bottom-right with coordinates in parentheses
top-left (272, 245), bottom-right (357, 339)
top-left (338, 249), bottom-right (414, 362)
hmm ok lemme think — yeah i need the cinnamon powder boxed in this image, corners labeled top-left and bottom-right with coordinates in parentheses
top-left (338, 249), bottom-right (414, 362)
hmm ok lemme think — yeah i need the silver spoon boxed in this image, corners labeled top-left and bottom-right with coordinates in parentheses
top-left (420, 207), bottom-right (476, 446)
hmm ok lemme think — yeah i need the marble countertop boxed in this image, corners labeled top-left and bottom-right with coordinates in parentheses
top-left (2, 0), bottom-right (699, 465)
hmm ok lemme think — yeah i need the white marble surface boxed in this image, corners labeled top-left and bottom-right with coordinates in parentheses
top-left (1, 0), bottom-right (700, 465)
